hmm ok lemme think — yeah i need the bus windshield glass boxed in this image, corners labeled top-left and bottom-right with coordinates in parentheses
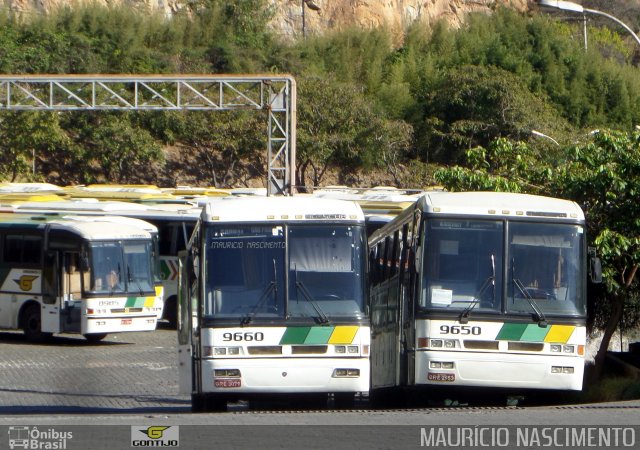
top-left (204, 225), bottom-right (286, 319)
top-left (124, 241), bottom-right (155, 293)
top-left (288, 225), bottom-right (365, 319)
top-left (421, 219), bottom-right (503, 313)
top-left (203, 224), bottom-right (366, 320)
top-left (507, 222), bottom-right (585, 317)
top-left (86, 241), bottom-right (155, 295)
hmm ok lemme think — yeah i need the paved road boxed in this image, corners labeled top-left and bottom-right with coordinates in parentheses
top-left (0, 327), bottom-right (639, 449)
top-left (0, 324), bottom-right (189, 414)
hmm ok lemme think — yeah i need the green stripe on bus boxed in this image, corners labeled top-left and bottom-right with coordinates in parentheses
top-left (279, 327), bottom-right (311, 345)
top-left (304, 327), bottom-right (334, 344)
top-left (496, 323), bottom-right (528, 340)
top-left (520, 324), bottom-right (549, 342)
top-left (125, 297), bottom-right (145, 308)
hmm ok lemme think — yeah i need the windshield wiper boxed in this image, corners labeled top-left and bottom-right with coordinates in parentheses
top-left (128, 266), bottom-right (145, 296)
top-left (460, 255), bottom-right (495, 324)
top-left (295, 281), bottom-right (330, 325)
top-left (513, 278), bottom-right (548, 327)
top-left (241, 259), bottom-right (278, 325)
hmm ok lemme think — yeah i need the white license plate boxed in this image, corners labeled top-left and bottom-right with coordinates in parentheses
top-left (214, 378), bottom-right (241, 388)
top-left (427, 372), bottom-right (455, 382)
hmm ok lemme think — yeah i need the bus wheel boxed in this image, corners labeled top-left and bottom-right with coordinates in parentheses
top-left (84, 333), bottom-right (108, 343)
top-left (192, 394), bottom-right (227, 412)
top-left (164, 297), bottom-right (177, 329)
top-left (22, 304), bottom-right (52, 342)
top-left (333, 393), bottom-right (356, 409)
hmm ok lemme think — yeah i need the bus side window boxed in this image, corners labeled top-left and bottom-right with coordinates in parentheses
top-left (23, 236), bottom-right (42, 264)
top-left (4, 235), bottom-right (22, 263)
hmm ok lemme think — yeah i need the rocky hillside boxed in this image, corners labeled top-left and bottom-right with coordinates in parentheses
top-left (3, 0), bottom-right (530, 39)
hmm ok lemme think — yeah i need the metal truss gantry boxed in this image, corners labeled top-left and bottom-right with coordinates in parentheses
top-left (0, 74), bottom-right (297, 196)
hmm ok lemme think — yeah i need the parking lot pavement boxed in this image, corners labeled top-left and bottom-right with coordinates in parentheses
top-left (0, 325), bottom-right (190, 414)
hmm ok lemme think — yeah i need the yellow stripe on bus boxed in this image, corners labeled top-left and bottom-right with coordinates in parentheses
top-left (543, 325), bottom-right (575, 344)
top-left (328, 326), bottom-right (359, 344)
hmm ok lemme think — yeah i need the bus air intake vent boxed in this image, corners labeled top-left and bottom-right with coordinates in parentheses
top-left (247, 346), bottom-right (283, 355)
top-left (463, 340), bottom-right (499, 350)
top-left (508, 342), bottom-right (544, 352)
top-left (291, 345), bottom-right (328, 355)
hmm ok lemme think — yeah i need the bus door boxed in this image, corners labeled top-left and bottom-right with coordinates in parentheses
top-left (177, 250), bottom-right (201, 395)
top-left (60, 252), bottom-right (82, 333)
top-left (41, 251), bottom-right (61, 333)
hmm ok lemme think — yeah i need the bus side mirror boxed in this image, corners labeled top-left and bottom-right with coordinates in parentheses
top-left (588, 247), bottom-right (602, 284)
top-left (590, 256), bottom-right (602, 284)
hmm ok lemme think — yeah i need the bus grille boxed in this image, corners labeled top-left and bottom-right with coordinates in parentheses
top-left (291, 345), bottom-right (328, 355)
top-left (247, 346), bottom-right (282, 355)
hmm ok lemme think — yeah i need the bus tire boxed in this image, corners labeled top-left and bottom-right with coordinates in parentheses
top-left (22, 304), bottom-right (52, 342)
top-left (333, 392), bottom-right (355, 409)
top-left (163, 296), bottom-right (177, 329)
top-left (84, 333), bottom-right (108, 343)
top-left (192, 394), bottom-right (227, 412)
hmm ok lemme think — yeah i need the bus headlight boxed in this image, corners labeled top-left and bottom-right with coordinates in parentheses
top-left (335, 345), bottom-right (346, 354)
top-left (550, 344), bottom-right (562, 352)
top-left (563, 345), bottom-right (575, 354)
top-left (347, 346), bottom-right (359, 354)
top-left (443, 339), bottom-right (457, 349)
top-left (332, 368), bottom-right (360, 378)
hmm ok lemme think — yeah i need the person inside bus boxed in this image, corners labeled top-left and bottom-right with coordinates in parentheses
top-left (106, 269), bottom-right (120, 290)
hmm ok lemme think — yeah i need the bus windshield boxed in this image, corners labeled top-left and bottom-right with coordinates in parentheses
top-left (420, 219), bottom-right (586, 318)
top-left (288, 225), bottom-right (365, 319)
top-left (421, 219), bottom-right (503, 313)
top-left (204, 225), bottom-right (286, 319)
top-left (507, 222), bottom-right (585, 317)
top-left (203, 224), bottom-right (365, 320)
top-left (86, 241), bottom-right (155, 295)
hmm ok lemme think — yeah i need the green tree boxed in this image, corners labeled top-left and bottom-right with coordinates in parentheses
top-left (0, 112), bottom-right (67, 181)
top-left (171, 111), bottom-right (265, 187)
top-left (296, 75), bottom-right (412, 189)
top-left (63, 113), bottom-right (164, 183)
top-left (556, 130), bottom-right (640, 378)
top-left (415, 65), bottom-right (570, 164)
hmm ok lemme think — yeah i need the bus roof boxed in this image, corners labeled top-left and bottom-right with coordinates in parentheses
top-left (203, 196), bottom-right (365, 223)
top-left (1, 199), bottom-right (202, 222)
top-left (419, 191), bottom-right (585, 220)
top-left (0, 213), bottom-right (153, 240)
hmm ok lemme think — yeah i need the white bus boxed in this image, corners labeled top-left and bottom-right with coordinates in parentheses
top-left (0, 213), bottom-right (159, 341)
top-left (368, 192), bottom-right (601, 402)
top-left (1, 200), bottom-right (201, 327)
top-left (178, 196), bottom-right (370, 411)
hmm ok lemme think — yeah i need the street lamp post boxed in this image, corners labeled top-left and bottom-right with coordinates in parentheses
top-left (301, 0), bottom-right (321, 38)
top-left (531, 129), bottom-right (561, 146)
top-left (538, 1), bottom-right (640, 49)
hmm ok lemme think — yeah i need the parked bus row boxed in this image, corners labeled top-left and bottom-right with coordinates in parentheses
top-left (0, 183), bottom-right (601, 410)
top-left (176, 191), bottom-right (601, 411)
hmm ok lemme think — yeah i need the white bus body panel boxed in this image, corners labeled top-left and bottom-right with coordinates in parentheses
top-left (82, 297), bottom-right (158, 334)
top-left (414, 319), bottom-right (586, 391)
top-left (197, 325), bottom-right (370, 394)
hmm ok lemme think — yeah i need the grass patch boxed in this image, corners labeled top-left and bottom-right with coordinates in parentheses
top-left (580, 376), bottom-right (640, 403)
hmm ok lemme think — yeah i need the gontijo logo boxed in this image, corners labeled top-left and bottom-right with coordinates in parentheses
top-left (14, 275), bottom-right (38, 292)
top-left (131, 426), bottom-right (179, 447)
